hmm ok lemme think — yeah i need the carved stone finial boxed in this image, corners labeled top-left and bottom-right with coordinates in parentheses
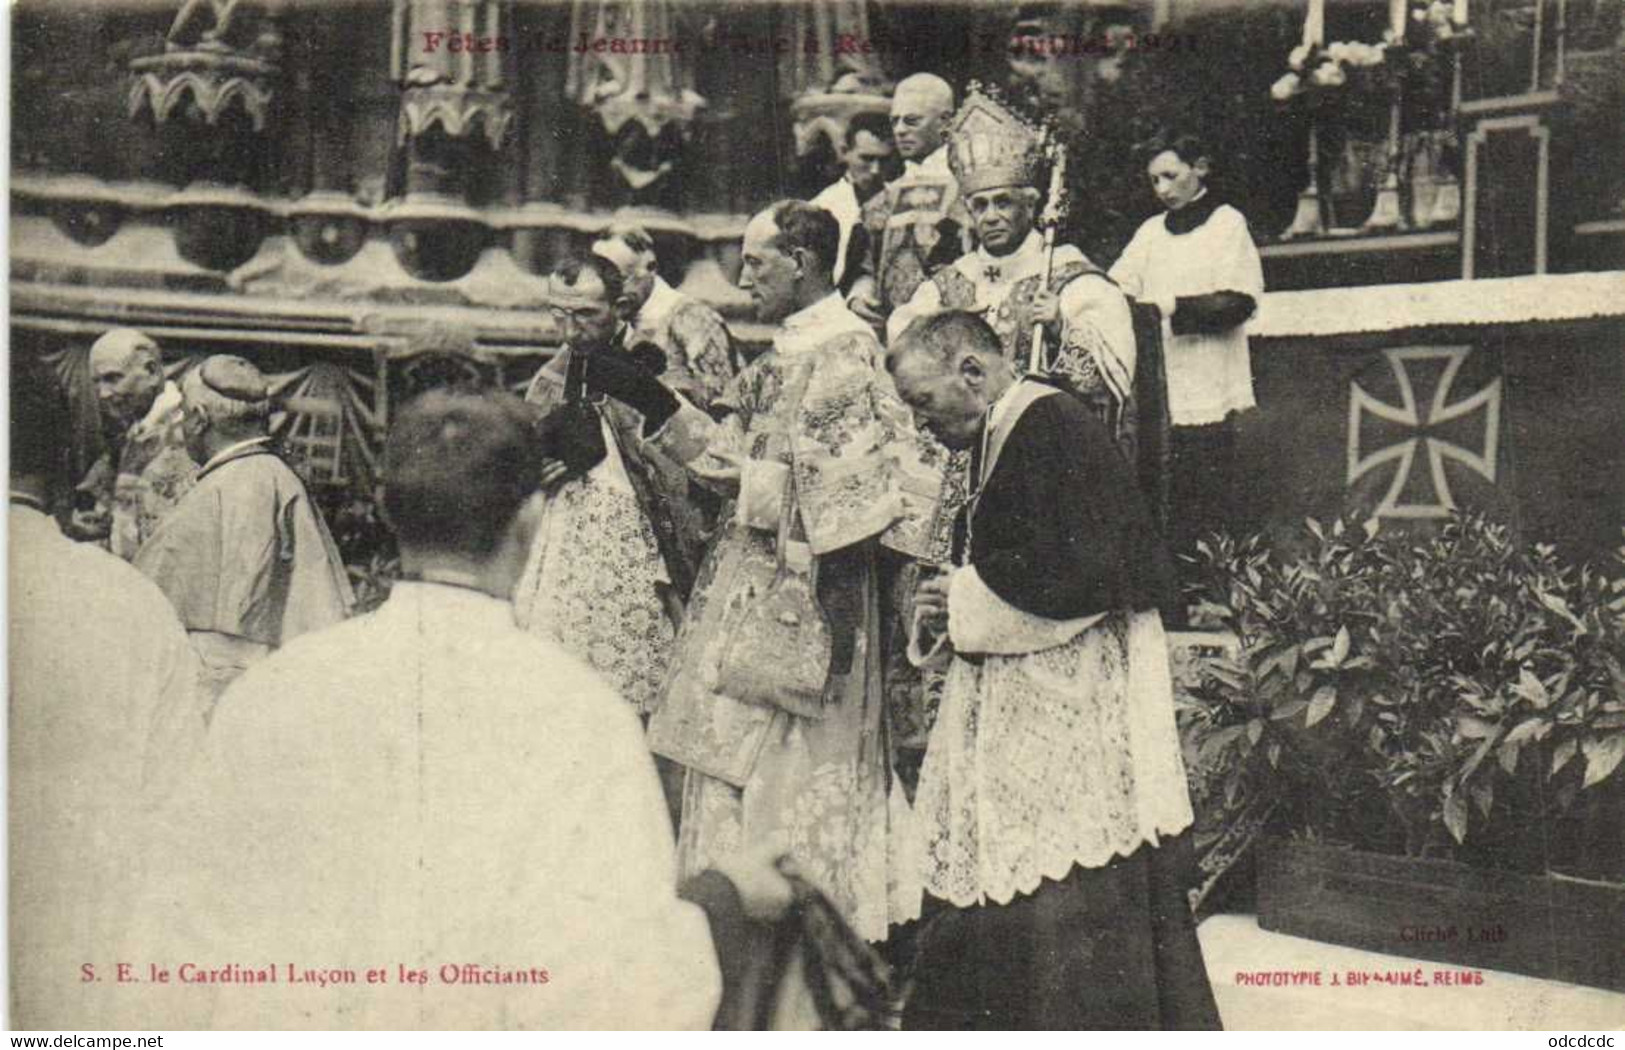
top-left (566, 0), bottom-right (705, 193)
top-left (391, 0), bottom-right (514, 151)
top-left (128, 0), bottom-right (282, 131)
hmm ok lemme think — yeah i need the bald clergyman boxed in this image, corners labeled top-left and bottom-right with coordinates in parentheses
top-left (849, 74), bottom-right (972, 330)
top-left (134, 355), bottom-right (354, 702)
top-left (889, 311), bottom-right (1220, 1030)
top-left (75, 328), bottom-right (197, 558)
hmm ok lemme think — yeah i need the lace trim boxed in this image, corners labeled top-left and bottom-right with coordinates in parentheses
top-left (916, 610), bottom-right (1195, 907)
top-left (514, 474), bottom-right (675, 715)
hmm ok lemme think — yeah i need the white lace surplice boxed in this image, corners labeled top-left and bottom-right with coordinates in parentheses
top-left (917, 598), bottom-right (1195, 909)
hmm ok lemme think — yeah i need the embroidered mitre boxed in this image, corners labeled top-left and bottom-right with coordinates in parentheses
top-left (945, 82), bottom-right (1046, 196)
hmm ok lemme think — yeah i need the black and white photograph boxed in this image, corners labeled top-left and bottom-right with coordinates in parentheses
top-left (6, 0), bottom-right (1625, 1032)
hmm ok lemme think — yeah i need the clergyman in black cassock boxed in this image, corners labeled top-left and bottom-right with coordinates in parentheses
top-left (888, 309), bottom-right (1221, 1030)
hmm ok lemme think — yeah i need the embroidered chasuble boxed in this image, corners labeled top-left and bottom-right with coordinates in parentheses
top-left (644, 292), bottom-right (930, 942)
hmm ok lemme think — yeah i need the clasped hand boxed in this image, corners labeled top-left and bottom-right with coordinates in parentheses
top-left (1028, 287), bottom-right (1061, 328)
top-left (713, 839), bottom-right (797, 923)
top-left (914, 571), bottom-right (950, 634)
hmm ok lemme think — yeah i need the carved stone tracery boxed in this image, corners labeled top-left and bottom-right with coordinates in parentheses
top-left (567, 0), bottom-right (705, 195)
top-left (391, 0), bottom-right (514, 152)
top-left (388, 1), bottom-right (514, 280)
top-left (781, 0), bottom-right (893, 190)
top-left (128, 0), bottom-right (283, 132)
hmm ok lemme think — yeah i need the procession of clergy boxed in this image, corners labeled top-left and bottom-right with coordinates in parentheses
top-left (11, 73), bottom-right (1267, 1030)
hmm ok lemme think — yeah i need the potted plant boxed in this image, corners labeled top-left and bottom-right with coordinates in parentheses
top-left (1178, 514), bottom-right (1625, 990)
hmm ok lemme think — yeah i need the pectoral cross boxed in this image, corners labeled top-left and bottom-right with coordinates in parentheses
top-left (983, 265), bottom-right (1003, 283)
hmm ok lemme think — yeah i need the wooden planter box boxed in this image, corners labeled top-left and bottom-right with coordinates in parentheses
top-left (1257, 839), bottom-right (1625, 992)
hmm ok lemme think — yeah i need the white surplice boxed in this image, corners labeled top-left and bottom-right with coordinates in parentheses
top-left (115, 581), bottom-right (721, 1029)
top-left (1109, 199), bottom-right (1264, 425)
top-left (9, 504), bottom-right (207, 1028)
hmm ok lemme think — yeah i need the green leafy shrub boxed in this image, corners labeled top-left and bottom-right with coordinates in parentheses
top-left (1180, 514), bottom-right (1625, 875)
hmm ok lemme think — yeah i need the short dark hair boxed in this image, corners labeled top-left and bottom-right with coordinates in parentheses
top-left (1139, 131), bottom-right (1214, 175)
top-left (551, 253), bottom-right (625, 305)
top-left (600, 223), bottom-right (656, 258)
top-left (9, 357), bottom-right (69, 489)
top-left (886, 310), bottom-right (1003, 374)
top-left (382, 389), bottom-right (545, 558)
top-left (767, 200), bottom-right (840, 278)
top-left (845, 111), bottom-right (893, 149)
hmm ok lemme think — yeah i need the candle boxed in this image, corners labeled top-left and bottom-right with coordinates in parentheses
top-left (1390, 0), bottom-right (1408, 36)
top-left (1452, 0), bottom-right (1468, 23)
top-left (1303, 0), bottom-right (1325, 46)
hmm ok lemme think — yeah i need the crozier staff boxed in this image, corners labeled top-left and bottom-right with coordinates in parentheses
top-left (888, 310), bottom-right (1220, 1031)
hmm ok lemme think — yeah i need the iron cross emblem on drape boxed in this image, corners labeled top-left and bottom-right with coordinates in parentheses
top-left (1347, 346), bottom-right (1503, 519)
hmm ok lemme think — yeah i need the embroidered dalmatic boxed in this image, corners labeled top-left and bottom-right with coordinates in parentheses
top-left (858, 146), bottom-right (972, 325)
top-left (644, 292), bottom-right (929, 942)
top-left (627, 275), bottom-right (737, 413)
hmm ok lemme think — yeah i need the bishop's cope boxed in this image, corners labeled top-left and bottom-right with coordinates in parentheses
top-left (888, 83), bottom-right (1140, 463)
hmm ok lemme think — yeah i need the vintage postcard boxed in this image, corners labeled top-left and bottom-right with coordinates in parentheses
top-left (8, 0), bottom-right (1625, 1033)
